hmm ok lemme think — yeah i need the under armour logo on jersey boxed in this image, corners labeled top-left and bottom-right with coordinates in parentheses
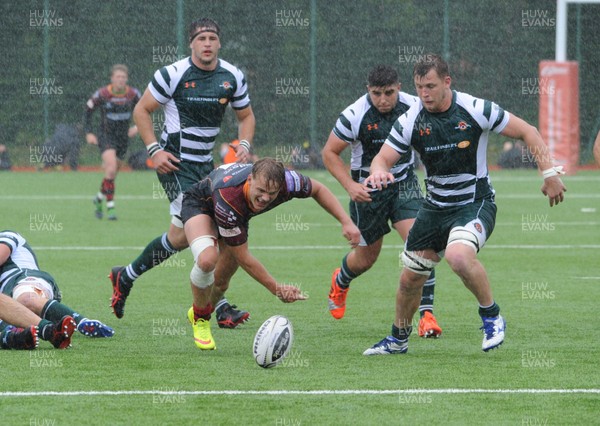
top-left (367, 123), bottom-right (379, 130)
top-left (184, 81), bottom-right (196, 88)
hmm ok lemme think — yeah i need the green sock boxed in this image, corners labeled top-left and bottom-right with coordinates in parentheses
top-left (337, 254), bottom-right (358, 288)
top-left (125, 233), bottom-right (178, 284)
top-left (41, 300), bottom-right (81, 324)
top-left (38, 319), bottom-right (54, 341)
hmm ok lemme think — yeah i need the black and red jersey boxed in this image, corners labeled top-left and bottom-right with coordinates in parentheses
top-left (84, 84), bottom-right (141, 138)
top-left (191, 163), bottom-right (312, 246)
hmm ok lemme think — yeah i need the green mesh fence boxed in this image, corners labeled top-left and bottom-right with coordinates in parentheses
top-left (1, 0), bottom-right (599, 168)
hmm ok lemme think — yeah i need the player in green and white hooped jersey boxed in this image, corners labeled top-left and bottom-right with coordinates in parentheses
top-left (364, 54), bottom-right (566, 355)
top-left (1, 230), bottom-right (114, 346)
top-left (322, 65), bottom-right (441, 338)
top-left (109, 18), bottom-right (255, 327)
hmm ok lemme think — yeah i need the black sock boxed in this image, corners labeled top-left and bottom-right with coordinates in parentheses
top-left (391, 324), bottom-right (412, 341)
top-left (479, 302), bottom-right (500, 318)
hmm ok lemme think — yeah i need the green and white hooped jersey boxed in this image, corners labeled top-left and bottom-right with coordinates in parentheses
top-left (149, 57), bottom-right (250, 163)
top-left (385, 90), bottom-right (510, 207)
top-left (0, 230), bottom-right (60, 301)
top-left (0, 231), bottom-right (39, 285)
top-left (333, 92), bottom-right (418, 184)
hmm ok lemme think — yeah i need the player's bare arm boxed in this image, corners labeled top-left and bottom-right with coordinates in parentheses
top-left (133, 89), bottom-right (180, 174)
top-left (233, 106), bottom-right (256, 163)
top-left (322, 132), bottom-right (372, 203)
top-left (0, 244), bottom-right (11, 265)
top-left (364, 144), bottom-right (399, 190)
top-left (228, 243), bottom-right (306, 303)
top-left (308, 179), bottom-right (360, 247)
top-left (500, 113), bottom-right (566, 207)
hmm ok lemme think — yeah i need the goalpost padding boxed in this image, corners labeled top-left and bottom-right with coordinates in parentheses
top-left (538, 61), bottom-right (580, 174)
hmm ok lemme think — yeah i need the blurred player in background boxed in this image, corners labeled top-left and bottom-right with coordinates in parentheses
top-left (85, 64), bottom-right (141, 220)
top-left (109, 18), bottom-right (256, 328)
top-left (0, 293), bottom-right (74, 350)
top-left (0, 230), bottom-right (114, 347)
top-left (181, 158), bottom-right (360, 350)
top-left (363, 54), bottom-right (566, 356)
top-left (322, 65), bottom-right (442, 337)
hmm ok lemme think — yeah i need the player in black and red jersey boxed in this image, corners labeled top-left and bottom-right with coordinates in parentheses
top-left (180, 158), bottom-right (361, 350)
top-left (85, 64), bottom-right (141, 220)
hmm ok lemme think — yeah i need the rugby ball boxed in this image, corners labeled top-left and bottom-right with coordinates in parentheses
top-left (253, 315), bottom-right (293, 368)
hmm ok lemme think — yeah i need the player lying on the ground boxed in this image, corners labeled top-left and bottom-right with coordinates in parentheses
top-left (0, 292), bottom-right (75, 349)
top-left (181, 158), bottom-right (361, 350)
top-left (0, 230), bottom-right (114, 348)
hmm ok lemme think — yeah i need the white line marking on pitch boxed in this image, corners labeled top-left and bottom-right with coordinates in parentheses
top-left (0, 389), bottom-right (599, 397)
top-left (33, 244), bottom-right (600, 251)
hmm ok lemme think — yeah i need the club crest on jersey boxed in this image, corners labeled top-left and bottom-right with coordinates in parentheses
top-left (457, 140), bottom-right (470, 149)
top-left (416, 122), bottom-right (432, 136)
top-left (455, 121), bottom-right (471, 131)
top-left (474, 222), bottom-right (483, 233)
top-left (219, 81), bottom-right (232, 90)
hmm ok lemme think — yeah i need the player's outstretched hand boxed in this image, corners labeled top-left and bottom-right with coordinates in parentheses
top-left (541, 176), bottom-right (566, 207)
top-left (276, 284), bottom-right (308, 303)
top-left (152, 150), bottom-right (180, 174)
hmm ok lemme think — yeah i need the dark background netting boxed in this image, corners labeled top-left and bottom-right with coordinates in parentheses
top-left (1, 0), bottom-right (599, 167)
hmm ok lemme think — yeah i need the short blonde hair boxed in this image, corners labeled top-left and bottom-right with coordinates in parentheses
top-left (111, 64), bottom-right (129, 76)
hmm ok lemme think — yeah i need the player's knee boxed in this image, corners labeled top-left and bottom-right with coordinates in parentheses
top-left (189, 236), bottom-right (217, 289)
top-left (444, 245), bottom-right (475, 276)
top-left (190, 264), bottom-right (214, 289)
top-left (197, 255), bottom-right (217, 273)
top-left (189, 235), bottom-right (218, 274)
top-left (13, 278), bottom-right (54, 301)
top-left (401, 250), bottom-right (439, 276)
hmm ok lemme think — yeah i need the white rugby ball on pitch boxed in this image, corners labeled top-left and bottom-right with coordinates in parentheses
top-left (253, 315), bottom-right (293, 368)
